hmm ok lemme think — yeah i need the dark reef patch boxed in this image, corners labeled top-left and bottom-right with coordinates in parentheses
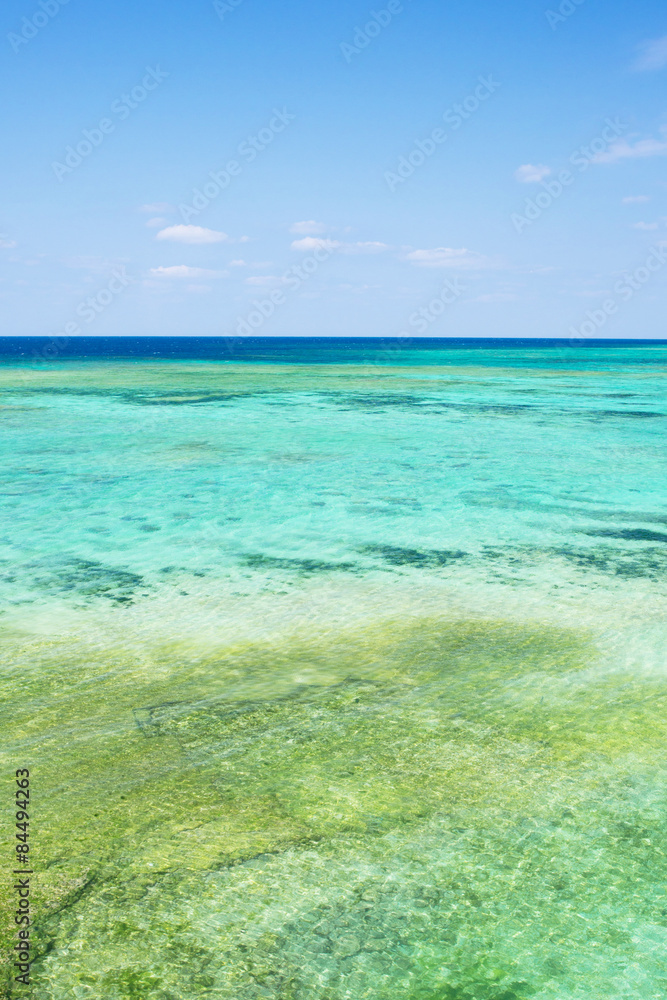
top-left (20, 556), bottom-right (145, 603)
top-left (594, 409), bottom-right (663, 419)
top-left (360, 544), bottom-right (467, 567)
top-left (331, 394), bottom-right (537, 416)
top-left (130, 392), bottom-right (241, 406)
top-left (554, 545), bottom-right (667, 579)
top-left (5, 386), bottom-right (255, 407)
top-left (578, 527), bottom-right (667, 544)
top-left (241, 554), bottom-right (357, 574)
top-left (482, 543), bottom-right (667, 581)
top-left (336, 393), bottom-right (431, 409)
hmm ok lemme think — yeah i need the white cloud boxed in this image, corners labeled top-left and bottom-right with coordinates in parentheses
top-left (146, 217), bottom-right (167, 228)
top-left (631, 221), bottom-right (659, 230)
top-left (149, 266), bottom-right (227, 279)
top-left (290, 220), bottom-right (327, 235)
top-left (633, 35), bottom-right (667, 72)
top-left (405, 247), bottom-right (487, 269)
top-left (156, 224), bottom-right (229, 244)
top-left (140, 202), bottom-right (173, 214)
top-left (290, 236), bottom-right (389, 254)
top-left (340, 241), bottom-right (390, 255)
top-left (239, 235), bottom-right (252, 243)
top-left (230, 259), bottom-right (273, 269)
top-left (0, 236), bottom-right (17, 249)
top-left (592, 131), bottom-right (667, 164)
top-left (291, 237), bottom-right (340, 252)
top-left (622, 195), bottom-right (651, 204)
top-left (515, 163), bottom-right (551, 183)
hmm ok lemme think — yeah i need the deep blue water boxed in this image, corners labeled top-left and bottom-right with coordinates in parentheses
top-left (1, 335), bottom-right (667, 367)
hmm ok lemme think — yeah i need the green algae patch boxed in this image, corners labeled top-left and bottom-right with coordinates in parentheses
top-left (2, 615), bottom-right (667, 998)
top-left (0, 361), bottom-right (480, 412)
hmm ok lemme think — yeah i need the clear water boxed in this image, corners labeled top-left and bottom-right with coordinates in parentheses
top-left (1, 340), bottom-right (666, 999)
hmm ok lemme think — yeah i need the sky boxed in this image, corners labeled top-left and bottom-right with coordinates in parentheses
top-left (1, 0), bottom-right (666, 339)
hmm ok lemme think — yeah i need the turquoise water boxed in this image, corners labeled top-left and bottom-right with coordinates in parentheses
top-left (1, 341), bottom-right (666, 999)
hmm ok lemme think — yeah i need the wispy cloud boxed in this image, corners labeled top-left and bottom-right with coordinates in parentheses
top-left (156, 224), bottom-right (229, 244)
top-left (405, 247), bottom-right (488, 269)
top-left (149, 265), bottom-right (228, 278)
top-left (245, 275), bottom-right (289, 286)
top-left (339, 283), bottom-right (381, 293)
top-left (290, 236), bottom-right (390, 254)
top-left (514, 163), bottom-right (551, 183)
top-left (633, 35), bottom-right (667, 72)
top-left (291, 237), bottom-right (340, 252)
top-left (146, 217), bottom-right (168, 228)
top-left (290, 220), bottom-right (327, 235)
top-left (592, 130), bottom-right (667, 164)
top-left (631, 221), bottom-right (659, 231)
top-left (340, 241), bottom-right (390, 255)
top-left (230, 259), bottom-right (273, 269)
top-left (140, 202), bottom-right (173, 214)
top-left (0, 235), bottom-right (17, 249)
top-left (622, 195), bottom-right (651, 204)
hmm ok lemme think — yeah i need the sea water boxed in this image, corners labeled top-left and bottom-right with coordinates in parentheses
top-left (0, 339), bottom-right (666, 999)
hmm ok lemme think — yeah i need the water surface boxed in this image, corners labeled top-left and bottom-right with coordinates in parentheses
top-left (1, 339), bottom-right (666, 999)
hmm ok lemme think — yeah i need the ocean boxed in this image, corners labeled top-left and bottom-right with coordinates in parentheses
top-left (1, 338), bottom-right (666, 999)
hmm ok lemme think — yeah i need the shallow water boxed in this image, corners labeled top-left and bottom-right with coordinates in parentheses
top-left (1, 341), bottom-right (666, 999)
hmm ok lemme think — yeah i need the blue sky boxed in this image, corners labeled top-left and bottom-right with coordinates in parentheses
top-left (1, 0), bottom-right (666, 338)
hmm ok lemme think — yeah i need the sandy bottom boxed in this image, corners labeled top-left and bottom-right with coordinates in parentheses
top-left (1, 355), bottom-right (666, 998)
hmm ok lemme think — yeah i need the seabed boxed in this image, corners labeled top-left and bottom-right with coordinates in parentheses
top-left (1, 344), bottom-right (666, 999)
